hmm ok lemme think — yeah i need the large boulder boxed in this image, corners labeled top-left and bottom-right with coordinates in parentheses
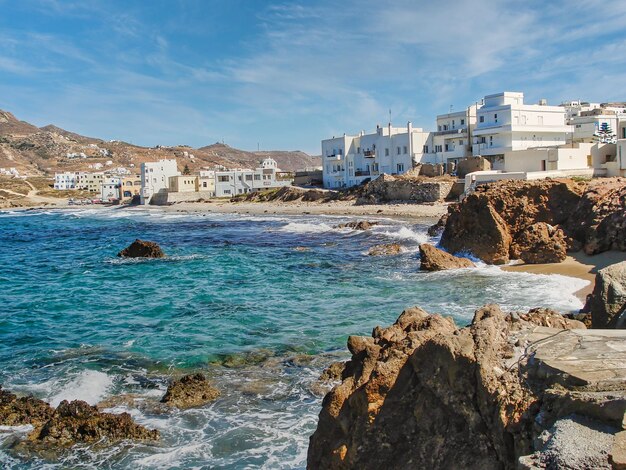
top-left (587, 261), bottom-right (626, 328)
top-left (510, 222), bottom-right (568, 264)
top-left (565, 178), bottom-right (626, 255)
top-left (30, 399), bottom-right (159, 445)
top-left (161, 373), bottom-right (220, 409)
top-left (367, 243), bottom-right (402, 256)
top-left (117, 239), bottom-right (165, 258)
top-left (306, 305), bottom-right (626, 470)
top-left (419, 243), bottom-right (474, 271)
top-left (0, 386), bottom-right (54, 428)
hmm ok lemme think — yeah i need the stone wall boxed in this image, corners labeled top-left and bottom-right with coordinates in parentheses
top-left (457, 156), bottom-right (491, 178)
top-left (359, 174), bottom-right (454, 203)
top-left (150, 190), bottom-right (216, 205)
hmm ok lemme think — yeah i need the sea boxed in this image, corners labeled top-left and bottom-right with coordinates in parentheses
top-left (0, 206), bottom-right (588, 469)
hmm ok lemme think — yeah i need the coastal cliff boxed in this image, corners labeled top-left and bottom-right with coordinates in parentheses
top-left (307, 305), bottom-right (626, 469)
top-left (440, 177), bottom-right (626, 264)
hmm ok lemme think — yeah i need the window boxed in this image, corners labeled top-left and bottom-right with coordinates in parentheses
top-left (452, 120), bottom-right (455, 128)
top-left (494, 113), bottom-right (498, 123)
top-left (223, 189), bottom-right (231, 194)
top-left (489, 136), bottom-right (493, 146)
top-left (403, 146), bottom-right (407, 154)
top-left (385, 148), bottom-right (389, 156)
top-left (357, 147), bottom-right (361, 154)
top-left (443, 124), bottom-right (448, 131)
top-left (203, 182), bottom-right (207, 188)
top-left (461, 119), bottom-right (465, 125)
top-left (479, 116), bottom-right (484, 123)
top-left (397, 147), bottom-right (401, 155)
top-left (245, 175), bottom-right (253, 181)
top-left (479, 137), bottom-right (486, 144)
top-left (435, 145), bottom-right (443, 152)
top-left (338, 148), bottom-right (343, 155)
top-left (423, 145), bottom-right (429, 153)
top-left (438, 125), bottom-right (442, 131)
top-left (397, 163), bottom-right (404, 173)
top-left (218, 176), bottom-right (229, 182)
top-left (444, 144), bottom-right (450, 152)
top-left (254, 174), bottom-right (261, 180)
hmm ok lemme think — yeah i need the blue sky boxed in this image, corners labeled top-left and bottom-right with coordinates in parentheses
top-left (0, 0), bottom-right (625, 154)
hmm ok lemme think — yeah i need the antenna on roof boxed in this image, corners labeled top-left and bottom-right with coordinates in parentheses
top-left (388, 108), bottom-right (391, 125)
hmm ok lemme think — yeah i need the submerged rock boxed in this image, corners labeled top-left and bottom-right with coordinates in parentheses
top-left (418, 243), bottom-right (474, 271)
top-left (29, 399), bottom-right (159, 446)
top-left (117, 239), bottom-right (165, 258)
top-left (367, 243), bottom-right (402, 256)
top-left (587, 261), bottom-right (626, 328)
top-left (335, 221), bottom-right (378, 230)
top-left (0, 386), bottom-right (54, 428)
top-left (161, 373), bottom-right (220, 409)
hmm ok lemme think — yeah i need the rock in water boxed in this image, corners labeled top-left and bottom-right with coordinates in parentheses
top-left (427, 213), bottom-right (449, 237)
top-left (30, 399), bottom-right (159, 445)
top-left (335, 221), bottom-right (378, 230)
top-left (418, 243), bottom-right (474, 271)
top-left (367, 243), bottom-right (402, 256)
top-left (117, 239), bottom-right (165, 258)
top-left (0, 386), bottom-right (54, 428)
top-left (510, 222), bottom-right (567, 264)
top-left (161, 373), bottom-right (220, 409)
top-left (587, 261), bottom-right (626, 328)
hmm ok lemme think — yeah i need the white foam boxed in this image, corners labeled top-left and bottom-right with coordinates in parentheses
top-left (47, 370), bottom-right (114, 407)
top-left (378, 226), bottom-right (429, 244)
top-left (278, 222), bottom-right (334, 233)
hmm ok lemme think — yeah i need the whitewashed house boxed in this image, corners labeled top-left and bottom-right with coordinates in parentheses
top-left (613, 118), bottom-right (626, 177)
top-left (472, 92), bottom-right (572, 169)
top-left (214, 158), bottom-right (293, 197)
top-left (140, 159), bottom-right (179, 204)
top-left (321, 122), bottom-right (430, 189)
top-left (428, 105), bottom-right (478, 165)
top-left (101, 176), bottom-right (122, 201)
top-left (54, 172), bottom-right (79, 190)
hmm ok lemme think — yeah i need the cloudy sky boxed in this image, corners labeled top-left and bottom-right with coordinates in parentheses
top-left (0, 0), bottom-right (624, 154)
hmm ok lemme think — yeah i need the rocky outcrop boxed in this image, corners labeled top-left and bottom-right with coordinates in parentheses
top-left (427, 213), bottom-right (449, 237)
top-left (419, 243), bottom-right (474, 271)
top-left (307, 304), bottom-right (626, 469)
top-left (161, 373), bottom-right (220, 409)
top-left (565, 178), bottom-right (626, 255)
top-left (586, 261), bottom-right (626, 328)
top-left (509, 222), bottom-right (567, 264)
top-left (367, 243), bottom-right (402, 256)
top-left (30, 399), bottom-right (159, 445)
top-left (117, 239), bottom-right (165, 258)
top-left (0, 386), bottom-right (54, 428)
top-left (440, 178), bottom-right (626, 264)
top-left (335, 221), bottom-right (378, 230)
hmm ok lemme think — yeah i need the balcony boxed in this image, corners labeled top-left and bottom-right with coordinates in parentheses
top-left (326, 153), bottom-right (342, 160)
top-left (363, 150), bottom-right (375, 158)
top-left (433, 127), bottom-right (467, 136)
top-left (355, 170), bottom-right (371, 177)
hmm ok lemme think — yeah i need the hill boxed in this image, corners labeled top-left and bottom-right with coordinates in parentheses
top-left (0, 110), bottom-right (320, 176)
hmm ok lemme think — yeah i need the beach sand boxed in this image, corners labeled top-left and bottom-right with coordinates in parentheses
top-left (160, 199), bottom-right (450, 221)
top-left (502, 251), bottom-right (626, 301)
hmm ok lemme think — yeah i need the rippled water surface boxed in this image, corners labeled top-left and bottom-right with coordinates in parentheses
top-left (0, 207), bottom-right (587, 468)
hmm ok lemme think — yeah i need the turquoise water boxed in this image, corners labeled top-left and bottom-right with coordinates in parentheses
top-left (0, 207), bottom-right (587, 469)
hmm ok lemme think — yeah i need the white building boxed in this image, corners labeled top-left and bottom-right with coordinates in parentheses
top-left (321, 122), bottom-right (430, 189)
top-left (140, 159), bottom-right (179, 204)
top-left (614, 118), bottom-right (626, 177)
top-left (428, 105), bottom-right (478, 165)
top-left (565, 108), bottom-right (622, 143)
top-left (472, 92), bottom-right (572, 169)
top-left (101, 176), bottom-right (121, 201)
top-left (54, 172), bottom-right (79, 190)
top-left (214, 158), bottom-right (293, 197)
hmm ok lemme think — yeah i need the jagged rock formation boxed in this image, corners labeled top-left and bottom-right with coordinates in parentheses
top-left (418, 243), bottom-right (475, 271)
top-left (336, 221), bottom-right (378, 230)
top-left (367, 243), bottom-right (402, 256)
top-left (427, 213), bottom-right (449, 237)
top-left (0, 386), bottom-right (54, 428)
top-left (117, 239), bottom-right (165, 258)
top-left (440, 178), bottom-right (625, 264)
top-left (30, 399), bottom-right (159, 446)
top-left (307, 305), bottom-right (624, 469)
top-left (357, 173), bottom-right (454, 204)
top-left (161, 373), bottom-right (220, 409)
top-left (586, 261), bottom-right (626, 328)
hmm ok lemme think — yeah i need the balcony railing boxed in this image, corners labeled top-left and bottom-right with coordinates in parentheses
top-left (363, 150), bottom-right (375, 157)
top-left (433, 127), bottom-right (467, 136)
top-left (355, 170), bottom-right (371, 177)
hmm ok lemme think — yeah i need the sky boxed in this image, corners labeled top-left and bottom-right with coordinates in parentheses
top-left (0, 0), bottom-right (625, 154)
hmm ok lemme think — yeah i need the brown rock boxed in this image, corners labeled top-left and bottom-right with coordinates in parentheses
top-left (30, 399), bottom-right (159, 445)
top-left (367, 243), bottom-right (402, 256)
top-left (427, 213), bottom-right (449, 237)
top-left (587, 261), bottom-right (626, 328)
top-left (0, 386), bottom-right (54, 428)
top-left (510, 222), bottom-right (568, 264)
top-left (336, 221), bottom-right (378, 230)
top-left (117, 239), bottom-right (165, 258)
top-left (610, 430), bottom-right (626, 470)
top-left (419, 243), bottom-right (474, 271)
top-left (518, 308), bottom-right (586, 330)
top-left (161, 373), bottom-right (220, 409)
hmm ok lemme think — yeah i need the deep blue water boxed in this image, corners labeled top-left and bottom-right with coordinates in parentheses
top-left (0, 207), bottom-right (587, 469)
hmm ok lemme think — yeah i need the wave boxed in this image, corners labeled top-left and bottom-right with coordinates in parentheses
top-left (278, 222), bottom-right (334, 233)
top-left (104, 253), bottom-right (209, 265)
top-left (20, 370), bottom-right (115, 408)
top-left (376, 226), bottom-right (429, 244)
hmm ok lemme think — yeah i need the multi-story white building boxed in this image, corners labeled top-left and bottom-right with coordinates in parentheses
top-left (214, 158), bottom-right (293, 197)
top-left (54, 172), bottom-right (80, 190)
top-left (614, 118), bottom-right (626, 177)
top-left (428, 105), bottom-right (478, 165)
top-left (321, 122), bottom-right (430, 189)
top-left (140, 159), bottom-right (179, 204)
top-left (472, 92), bottom-right (572, 169)
top-left (101, 176), bottom-right (121, 201)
